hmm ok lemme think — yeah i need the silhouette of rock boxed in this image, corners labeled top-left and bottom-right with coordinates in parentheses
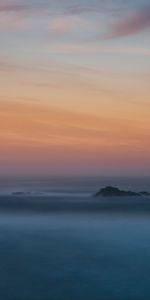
top-left (94, 186), bottom-right (141, 197)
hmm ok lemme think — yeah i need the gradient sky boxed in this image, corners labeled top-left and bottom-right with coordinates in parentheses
top-left (0, 0), bottom-right (150, 176)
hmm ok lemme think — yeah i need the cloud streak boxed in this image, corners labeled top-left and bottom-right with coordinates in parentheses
top-left (107, 6), bottom-right (150, 39)
top-left (1, 0), bottom-right (149, 39)
top-left (0, 1), bottom-right (148, 16)
top-left (46, 43), bottom-right (150, 56)
top-left (0, 0), bottom-right (28, 13)
top-left (49, 15), bottom-right (94, 38)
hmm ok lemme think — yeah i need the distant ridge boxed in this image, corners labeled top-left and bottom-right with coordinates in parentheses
top-left (94, 186), bottom-right (150, 197)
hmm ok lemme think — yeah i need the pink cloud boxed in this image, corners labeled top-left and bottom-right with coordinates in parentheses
top-left (50, 16), bottom-right (93, 38)
top-left (0, 0), bottom-right (28, 13)
top-left (0, 0), bottom-right (30, 29)
top-left (107, 7), bottom-right (150, 38)
top-left (50, 17), bottom-right (72, 37)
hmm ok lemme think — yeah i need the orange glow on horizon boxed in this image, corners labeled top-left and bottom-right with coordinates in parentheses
top-left (0, 59), bottom-right (150, 175)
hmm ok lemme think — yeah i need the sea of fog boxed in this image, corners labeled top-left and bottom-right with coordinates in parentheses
top-left (1, 213), bottom-right (150, 300)
top-left (0, 176), bottom-right (150, 300)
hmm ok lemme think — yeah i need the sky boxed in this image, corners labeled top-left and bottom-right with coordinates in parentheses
top-left (0, 0), bottom-right (150, 176)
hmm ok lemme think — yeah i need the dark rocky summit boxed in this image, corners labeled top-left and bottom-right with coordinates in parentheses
top-left (94, 186), bottom-right (150, 197)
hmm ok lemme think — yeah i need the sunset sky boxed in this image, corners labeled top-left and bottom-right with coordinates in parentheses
top-left (0, 0), bottom-right (150, 176)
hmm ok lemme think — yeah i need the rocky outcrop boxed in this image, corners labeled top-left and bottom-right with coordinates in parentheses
top-left (94, 186), bottom-right (150, 197)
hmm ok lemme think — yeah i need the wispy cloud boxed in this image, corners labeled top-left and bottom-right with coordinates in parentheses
top-left (64, 4), bottom-right (98, 15)
top-left (50, 17), bottom-right (71, 37)
top-left (0, 1), bottom-right (148, 16)
top-left (106, 6), bottom-right (150, 39)
top-left (62, 1), bottom-right (137, 16)
top-left (49, 5), bottom-right (150, 40)
top-left (46, 43), bottom-right (150, 56)
top-left (0, 0), bottom-right (30, 29)
top-left (1, 0), bottom-right (149, 39)
top-left (49, 15), bottom-right (94, 38)
top-left (0, 0), bottom-right (28, 13)
top-left (49, 16), bottom-right (83, 38)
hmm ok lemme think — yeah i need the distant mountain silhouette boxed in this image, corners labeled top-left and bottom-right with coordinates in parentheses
top-left (94, 186), bottom-right (150, 197)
